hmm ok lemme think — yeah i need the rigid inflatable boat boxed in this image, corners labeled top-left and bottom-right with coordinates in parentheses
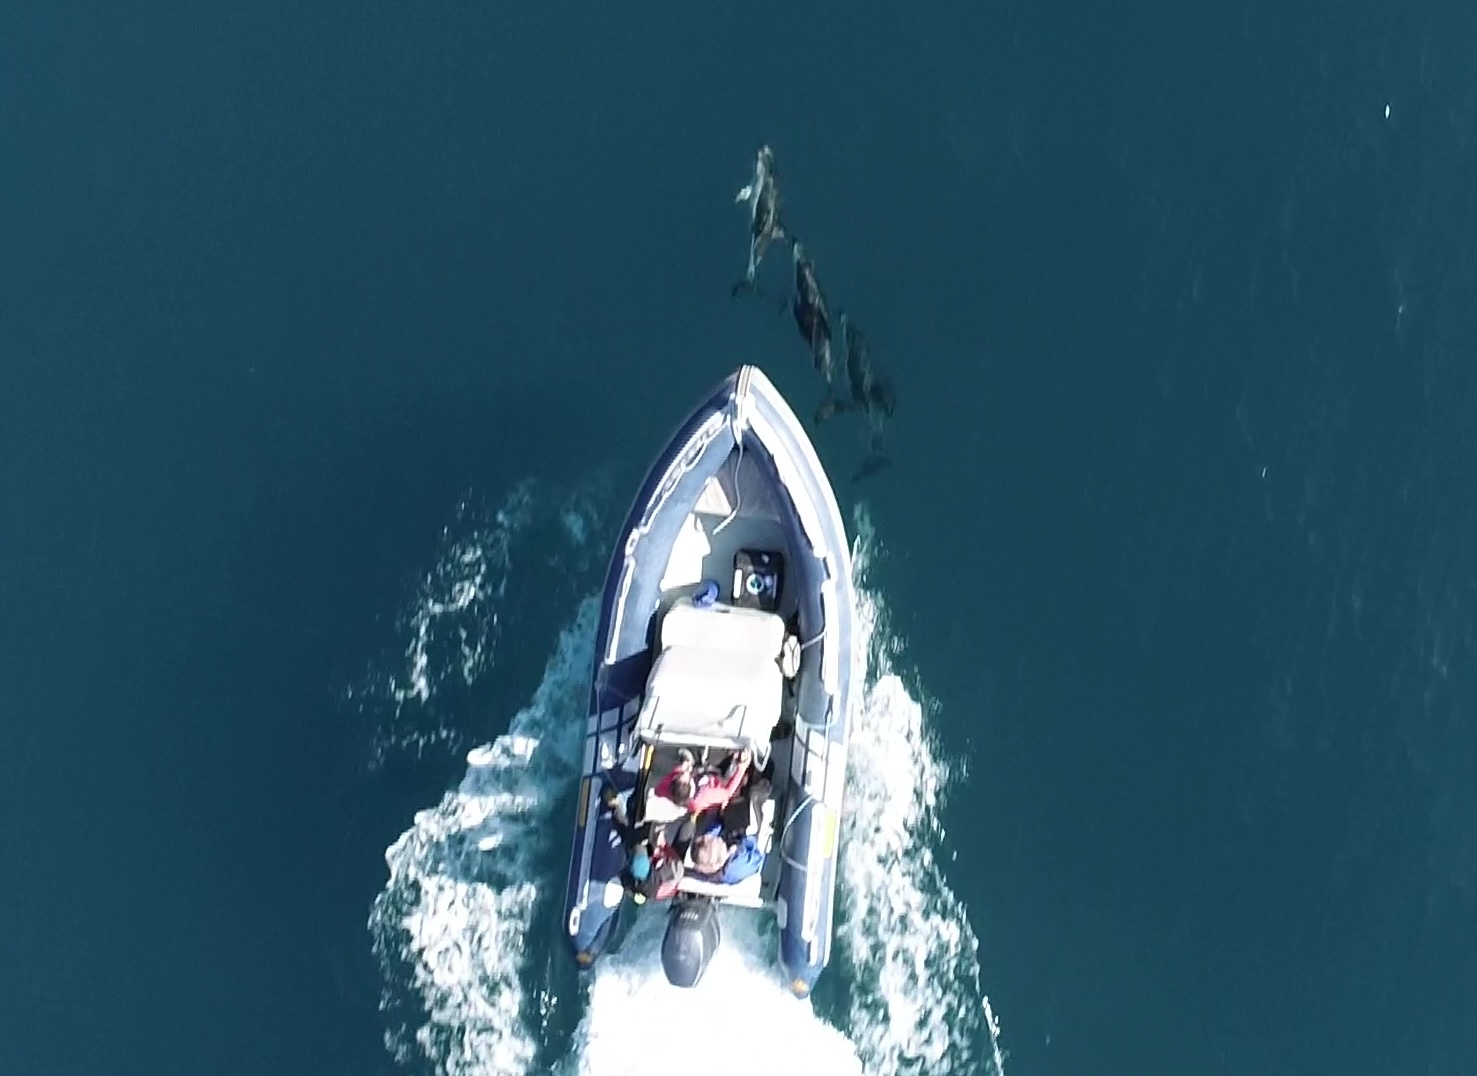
top-left (560, 365), bottom-right (857, 998)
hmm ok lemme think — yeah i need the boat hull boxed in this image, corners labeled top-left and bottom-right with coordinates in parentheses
top-left (561, 366), bottom-right (857, 998)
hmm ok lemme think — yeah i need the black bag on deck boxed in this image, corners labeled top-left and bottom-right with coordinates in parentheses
top-left (733, 549), bottom-right (784, 612)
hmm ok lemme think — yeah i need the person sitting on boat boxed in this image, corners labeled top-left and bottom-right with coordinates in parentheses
top-left (689, 826), bottom-right (765, 886)
top-left (630, 843), bottom-right (685, 904)
top-left (652, 745), bottom-right (753, 816)
top-left (600, 783), bottom-right (686, 904)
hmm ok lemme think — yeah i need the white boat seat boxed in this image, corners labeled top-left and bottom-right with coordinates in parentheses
top-left (659, 599), bottom-right (785, 661)
top-left (636, 599), bottom-right (787, 747)
top-left (676, 871), bottom-right (766, 907)
top-left (636, 643), bottom-right (784, 745)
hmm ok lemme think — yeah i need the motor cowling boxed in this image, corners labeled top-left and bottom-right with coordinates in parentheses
top-left (661, 899), bottom-right (721, 988)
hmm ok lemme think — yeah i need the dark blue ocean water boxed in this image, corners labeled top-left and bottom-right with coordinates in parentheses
top-left (4, 2), bottom-right (1475, 1075)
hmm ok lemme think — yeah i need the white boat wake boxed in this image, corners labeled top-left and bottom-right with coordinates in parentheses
top-left (366, 483), bottom-right (1007, 1076)
top-left (562, 909), bottom-right (864, 1076)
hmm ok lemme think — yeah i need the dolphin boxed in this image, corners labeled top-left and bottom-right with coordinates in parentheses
top-left (816, 311), bottom-right (896, 425)
top-left (816, 312), bottom-right (897, 482)
top-left (732, 145), bottom-right (791, 298)
top-left (789, 242), bottom-right (835, 388)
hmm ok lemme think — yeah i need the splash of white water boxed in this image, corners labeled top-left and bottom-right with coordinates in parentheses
top-left (565, 909), bottom-right (863, 1076)
top-left (369, 491), bottom-right (1004, 1076)
top-left (370, 595), bottom-right (595, 1075)
top-left (837, 513), bottom-right (1005, 1076)
top-left (349, 479), bottom-right (606, 770)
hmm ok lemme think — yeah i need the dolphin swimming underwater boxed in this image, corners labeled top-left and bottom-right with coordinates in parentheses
top-left (789, 242), bottom-right (836, 389)
top-left (816, 311), bottom-right (897, 481)
top-left (732, 145), bottom-right (791, 298)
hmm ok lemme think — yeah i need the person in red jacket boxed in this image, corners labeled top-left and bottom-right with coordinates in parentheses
top-left (651, 746), bottom-right (752, 815)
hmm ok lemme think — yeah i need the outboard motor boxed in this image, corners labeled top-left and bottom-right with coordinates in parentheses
top-left (661, 899), bottom-right (721, 988)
